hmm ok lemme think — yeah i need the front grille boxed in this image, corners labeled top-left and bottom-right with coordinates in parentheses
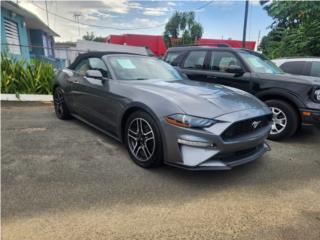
top-left (222, 114), bottom-right (272, 141)
top-left (212, 145), bottom-right (263, 162)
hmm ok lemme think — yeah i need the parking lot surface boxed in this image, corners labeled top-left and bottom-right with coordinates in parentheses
top-left (2, 102), bottom-right (320, 240)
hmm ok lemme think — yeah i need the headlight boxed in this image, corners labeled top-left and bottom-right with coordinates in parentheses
top-left (314, 89), bottom-right (320, 101)
top-left (165, 114), bottom-right (217, 128)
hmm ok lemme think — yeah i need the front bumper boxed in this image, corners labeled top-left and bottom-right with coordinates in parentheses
top-left (300, 108), bottom-right (320, 125)
top-left (166, 143), bottom-right (270, 170)
top-left (161, 108), bottom-right (272, 170)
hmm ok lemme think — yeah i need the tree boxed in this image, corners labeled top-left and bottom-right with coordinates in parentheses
top-left (163, 11), bottom-right (203, 47)
top-left (259, 1), bottom-right (320, 58)
top-left (82, 32), bottom-right (105, 42)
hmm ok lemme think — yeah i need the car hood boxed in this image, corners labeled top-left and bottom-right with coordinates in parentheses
top-left (128, 79), bottom-right (268, 118)
top-left (256, 72), bottom-right (320, 85)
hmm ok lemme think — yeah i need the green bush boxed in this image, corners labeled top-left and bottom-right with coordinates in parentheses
top-left (1, 53), bottom-right (54, 95)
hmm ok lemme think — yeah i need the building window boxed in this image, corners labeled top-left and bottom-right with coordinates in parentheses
top-left (4, 19), bottom-right (21, 55)
top-left (42, 34), bottom-right (49, 57)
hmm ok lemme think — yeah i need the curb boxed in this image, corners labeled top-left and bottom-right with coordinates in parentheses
top-left (1, 94), bottom-right (53, 102)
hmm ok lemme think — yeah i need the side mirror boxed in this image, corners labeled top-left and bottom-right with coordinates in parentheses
top-left (85, 70), bottom-right (103, 79)
top-left (226, 65), bottom-right (244, 75)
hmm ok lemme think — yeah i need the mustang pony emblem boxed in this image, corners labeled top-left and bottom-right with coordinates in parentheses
top-left (252, 120), bottom-right (262, 129)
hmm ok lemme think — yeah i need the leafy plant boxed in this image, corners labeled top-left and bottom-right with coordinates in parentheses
top-left (1, 53), bottom-right (54, 94)
top-left (259, 1), bottom-right (320, 58)
top-left (163, 11), bottom-right (203, 47)
top-left (82, 32), bottom-right (106, 42)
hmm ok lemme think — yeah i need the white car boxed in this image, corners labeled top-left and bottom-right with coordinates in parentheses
top-left (272, 57), bottom-right (320, 78)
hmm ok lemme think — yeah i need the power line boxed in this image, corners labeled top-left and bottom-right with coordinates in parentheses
top-left (31, 1), bottom-right (215, 31)
top-left (31, 2), bottom-right (166, 30)
top-left (194, 1), bottom-right (214, 11)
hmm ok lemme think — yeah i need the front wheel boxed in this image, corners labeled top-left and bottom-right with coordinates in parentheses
top-left (265, 100), bottom-right (299, 141)
top-left (53, 87), bottom-right (71, 120)
top-left (124, 111), bottom-right (163, 168)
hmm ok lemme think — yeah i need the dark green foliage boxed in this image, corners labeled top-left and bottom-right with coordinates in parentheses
top-left (163, 11), bottom-right (203, 47)
top-left (259, 1), bottom-right (320, 58)
top-left (82, 32), bottom-right (106, 42)
top-left (1, 54), bottom-right (54, 94)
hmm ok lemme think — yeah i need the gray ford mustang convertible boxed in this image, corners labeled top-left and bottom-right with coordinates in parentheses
top-left (53, 52), bottom-right (272, 170)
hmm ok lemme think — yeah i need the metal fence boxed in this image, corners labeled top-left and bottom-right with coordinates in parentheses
top-left (2, 41), bottom-right (153, 70)
top-left (1, 43), bottom-right (87, 69)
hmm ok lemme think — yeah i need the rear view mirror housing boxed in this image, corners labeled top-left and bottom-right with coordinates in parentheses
top-left (85, 70), bottom-right (103, 79)
top-left (226, 65), bottom-right (244, 75)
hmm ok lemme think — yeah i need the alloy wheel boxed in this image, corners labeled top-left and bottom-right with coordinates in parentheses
top-left (127, 118), bottom-right (155, 162)
top-left (53, 88), bottom-right (64, 117)
top-left (270, 107), bottom-right (287, 135)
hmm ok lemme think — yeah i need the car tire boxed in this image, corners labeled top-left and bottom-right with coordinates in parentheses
top-left (125, 111), bottom-right (163, 168)
top-left (265, 99), bottom-right (299, 141)
top-left (53, 87), bottom-right (71, 120)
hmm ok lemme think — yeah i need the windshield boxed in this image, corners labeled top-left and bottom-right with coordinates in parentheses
top-left (239, 51), bottom-right (283, 74)
top-left (107, 55), bottom-right (183, 81)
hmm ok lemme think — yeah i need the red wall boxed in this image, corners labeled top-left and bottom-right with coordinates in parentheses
top-left (106, 34), bottom-right (167, 56)
top-left (106, 34), bottom-right (256, 56)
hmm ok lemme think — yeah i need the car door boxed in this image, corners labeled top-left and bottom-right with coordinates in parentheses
top-left (71, 57), bottom-right (117, 134)
top-left (70, 58), bottom-right (92, 118)
top-left (204, 50), bottom-right (252, 92)
top-left (178, 50), bottom-right (209, 82)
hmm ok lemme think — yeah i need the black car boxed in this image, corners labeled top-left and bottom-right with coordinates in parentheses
top-left (164, 46), bottom-right (320, 140)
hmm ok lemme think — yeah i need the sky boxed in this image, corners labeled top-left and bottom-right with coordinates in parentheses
top-left (18, 0), bottom-right (274, 44)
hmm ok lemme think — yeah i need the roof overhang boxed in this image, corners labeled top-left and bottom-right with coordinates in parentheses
top-left (2, 1), bottom-right (59, 37)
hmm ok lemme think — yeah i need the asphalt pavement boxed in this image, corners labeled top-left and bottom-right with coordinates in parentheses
top-left (2, 102), bottom-right (320, 240)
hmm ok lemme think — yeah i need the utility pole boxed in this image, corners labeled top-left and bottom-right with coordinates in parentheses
top-left (45, 0), bottom-right (49, 27)
top-left (256, 30), bottom-right (261, 51)
top-left (73, 13), bottom-right (82, 37)
top-left (242, 0), bottom-right (249, 48)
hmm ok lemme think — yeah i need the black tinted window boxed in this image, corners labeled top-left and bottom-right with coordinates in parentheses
top-left (209, 51), bottom-right (241, 72)
top-left (280, 61), bottom-right (305, 75)
top-left (74, 59), bottom-right (90, 75)
top-left (183, 51), bottom-right (206, 69)
top-left (164, 52), bottom-right (180, 64)
top-left (89, 58), bottom-right (109, 77)
top-left (310, 61), bottom-right (320, 77)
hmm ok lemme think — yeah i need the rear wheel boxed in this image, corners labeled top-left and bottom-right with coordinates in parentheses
top-left (265, 99), bottom-right (299, 140)
top-left (53, 87), bottom-right (71, 120)
top-left (125, 111), bottom-right (163, 168)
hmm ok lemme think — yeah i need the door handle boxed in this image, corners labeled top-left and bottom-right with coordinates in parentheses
top-left (66, 78), bottom-right (79, 83)
top-left (207, 75), bottom-right (217, 79)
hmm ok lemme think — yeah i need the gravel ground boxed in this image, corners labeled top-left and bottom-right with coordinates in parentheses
top-left (1, 102), bottom-right (320, 240)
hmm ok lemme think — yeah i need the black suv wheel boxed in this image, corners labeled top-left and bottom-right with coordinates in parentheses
top-left (265, 100), bottom-right (299, 140)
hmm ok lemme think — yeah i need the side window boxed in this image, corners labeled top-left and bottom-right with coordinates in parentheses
top-left (280, 61), bottom-right (305, 75)
top-left (310, 61), bottom-right (320, 77)
top-left (164, 52), bottom-right (180, 64)
top-left (183, 51), bottom-right (206, 69)
top-left (74, 59), bottom-right (90, 75)
top-left (89, 58), bottom-right (109, 77)
top-left (209, 51), bottom-right (242, 72)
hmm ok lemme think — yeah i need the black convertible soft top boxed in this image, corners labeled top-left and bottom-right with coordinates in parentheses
top-left (68, 51), bottom-right (143, 70)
